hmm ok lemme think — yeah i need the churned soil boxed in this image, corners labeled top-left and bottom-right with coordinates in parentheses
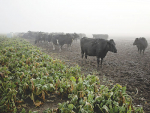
top-left (27, 38), bottom-right (150, 113)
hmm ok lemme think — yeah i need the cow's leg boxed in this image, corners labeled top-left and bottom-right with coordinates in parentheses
top-left (85, 52), bottom-right (88, 63)
top-left (70, 44), bottom-right (72, 50)
top-left (81, 50), bottom-right (84, 65)
top-left (47, 42), bottom-right (51, 51)
top-left (143, 49), bottom-right (145, 54)
top-left (97, 58), bottom-right (100, 67)
top-left (140, 49), bottom-right (142, 54)
top-left (56, 39), bottom-right (59, 45)
top-left (85, 53), bottom-right (87, 59)
top-left (81, 54), bottom-right (84, 58)
top-left (101, 58), bottom-right (103, 66)
top-left (81, 49), bottom-right (84, 58)
top-left (67, 44), bottom-right (70, 50)
top-left (69, 44), bottom-right (71, 51)
top-left (52, 43), bottom-right (55, 50)
top-left (59, 45), bottom-right (62, 52)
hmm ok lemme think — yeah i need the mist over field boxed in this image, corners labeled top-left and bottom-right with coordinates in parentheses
top-left (0, 0), bottom-right (150, 40)
top-left (1, 1), bottom-right (150, 112)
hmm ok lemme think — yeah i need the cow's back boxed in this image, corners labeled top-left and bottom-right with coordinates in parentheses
top-left (80, 37), bottom-right (95, 46)
top-left (64, 36), bottom-right (73, 44)
top-left (58, 35), bottom-right (73, 45)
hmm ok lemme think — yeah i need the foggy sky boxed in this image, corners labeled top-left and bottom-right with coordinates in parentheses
top-left (0, 0), bottom-right (150, 37)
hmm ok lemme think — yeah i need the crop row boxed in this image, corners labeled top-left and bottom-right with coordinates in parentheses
top-left (0, 37), bottom-right (144, 113)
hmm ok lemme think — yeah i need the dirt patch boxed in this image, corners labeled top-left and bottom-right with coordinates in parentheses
top-left (28, 39), bottom-right (150, 112)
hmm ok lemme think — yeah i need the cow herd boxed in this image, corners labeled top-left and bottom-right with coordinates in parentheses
top-left (34, 32), bottom-right (81, 52)
top-left (19, 31), bottom-right (148, 68)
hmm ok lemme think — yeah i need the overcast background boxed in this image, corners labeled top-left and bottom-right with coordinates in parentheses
top-left (0, 0), bottom-right (150, 38)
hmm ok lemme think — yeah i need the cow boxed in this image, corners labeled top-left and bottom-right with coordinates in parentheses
top-left (35, 32), bottom-right (46, 44)
top-left (72, 33), bottom-right (80, 42)
top-left (133, 37), bottom-right (148, 54)
top-left (51, 33), bottom-right (74, 52)
top-left (22, 31), bottom-right (39, 40)
top-left (80, 37), bottom-right (117, 67)
top-left (47, 34), bottom-right (53, 43)
top-left (42, 33), bottom-right (49, 42)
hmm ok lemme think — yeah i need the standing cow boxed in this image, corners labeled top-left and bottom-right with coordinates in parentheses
top-left (51, 33), bottom-right (74, 52)
top-left (80, 37), bottom-right (117, 67)
top-left (47, 34), bottom-right (53, 43)
top-left (133, 37), bottom-right (148, 54)
top-left (35, 32), bottom-right (46, 44)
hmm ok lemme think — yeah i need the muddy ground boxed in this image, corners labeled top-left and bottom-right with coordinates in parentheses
top-left (27, 38), bottom-right (150, 113)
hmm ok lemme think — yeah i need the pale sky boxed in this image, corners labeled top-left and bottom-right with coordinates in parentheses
top-left (0, 0), bottom-right (150, 37)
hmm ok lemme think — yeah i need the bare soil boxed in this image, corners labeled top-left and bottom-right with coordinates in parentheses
top-left (27, 38), bottom-right (150, 113)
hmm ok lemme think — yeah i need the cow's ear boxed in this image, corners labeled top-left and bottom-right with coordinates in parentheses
top-left (109, 39), bottom-right (116, 45)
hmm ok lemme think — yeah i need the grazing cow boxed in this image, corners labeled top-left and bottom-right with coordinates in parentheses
top-left (133, 37), bottom-right (148, 54)
top-left (51, 33), bottom-right (74, 51)
top-left (80, 37), bottom-right (117, 67)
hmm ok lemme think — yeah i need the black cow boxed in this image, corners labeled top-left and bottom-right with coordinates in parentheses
top-left (133, 37), bottom-right (148, 54)
top-left (51, 33), bottom-right (74, 52)
top-left (47, 34), bottom-right (53, 43)
top-left (80, 37), bottom-right (117, 67)
top-left (42, 33), bottom-right (49, 42)
top-left (35, 32), bottom-right (46, 44)
top-left (22, 31), bottom-right (39, 40)
top-left (72, 33), bottom-right (80, 42)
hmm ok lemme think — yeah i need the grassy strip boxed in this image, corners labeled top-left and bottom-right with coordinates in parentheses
top-left (0, 37), bottom-right (144, 113)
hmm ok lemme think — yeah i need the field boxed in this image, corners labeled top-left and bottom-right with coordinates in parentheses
top-left (29, 38), bottom-right (150, 112)
top-left (0, 37), bottom-right (149, 113)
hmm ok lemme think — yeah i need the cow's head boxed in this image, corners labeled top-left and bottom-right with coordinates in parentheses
top-left (107, 39), bottom-right (117, 53)
top-left (133, 38), bottom-right (139, 45)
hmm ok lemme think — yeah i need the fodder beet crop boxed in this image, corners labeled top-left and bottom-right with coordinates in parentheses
top-left (0, 37), bottom-right (144, 113)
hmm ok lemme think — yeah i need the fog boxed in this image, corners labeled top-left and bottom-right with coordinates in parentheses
top-left (0, 0), bottom-right (150, 39)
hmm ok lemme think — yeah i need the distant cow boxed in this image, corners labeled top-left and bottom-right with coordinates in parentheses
top-left (72, 33), bottom-right (80, 42)
top-left (47, 34), bottom-right (53, 43)
top-left (51, 33), bottom-right (74, 51)
top-left (80, 37), bottom-right (117, 67)
top-left (93, 34), bottom-right (109, 40)
top-left (35, 32), bottom-right (46, 44)
top-left (133, 37), bottom-right (148, 54)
